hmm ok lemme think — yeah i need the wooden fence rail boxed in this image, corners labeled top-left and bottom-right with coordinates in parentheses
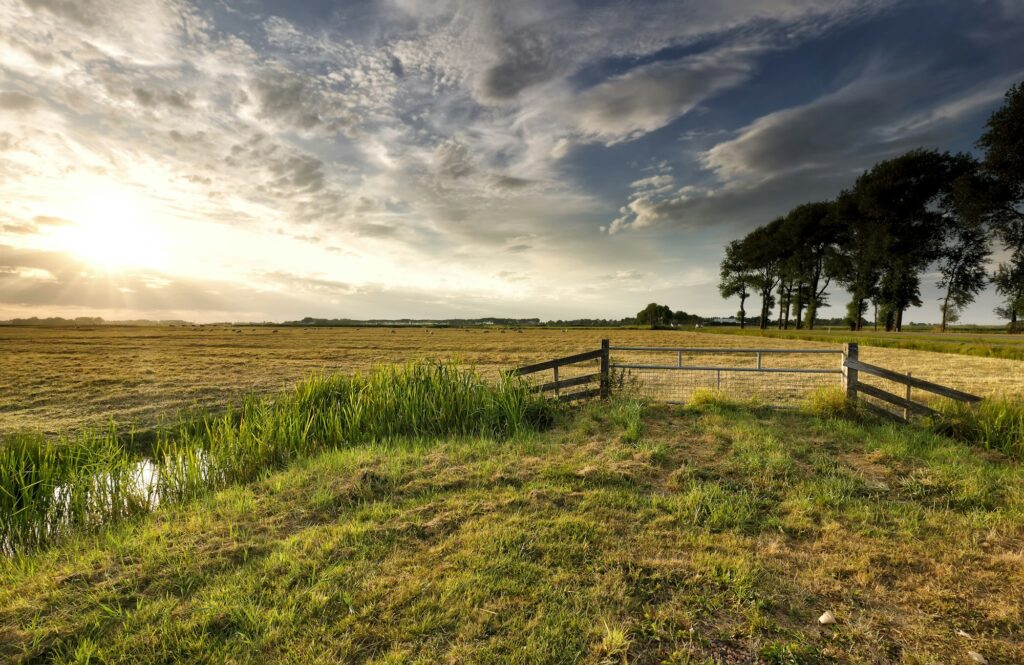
top-left (842, 343), bottom-right (981, 422)
top-left (514, 340), bottom-right (983, 418)
top-left (513, 340), bottom-right (609, 402)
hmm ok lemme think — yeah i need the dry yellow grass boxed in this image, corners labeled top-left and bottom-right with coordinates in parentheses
top-left (1, 325), bottom-right (1021, 434)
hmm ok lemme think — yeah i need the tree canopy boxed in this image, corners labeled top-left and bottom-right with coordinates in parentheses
top-left (717, 81), bottom-right (1024, 332)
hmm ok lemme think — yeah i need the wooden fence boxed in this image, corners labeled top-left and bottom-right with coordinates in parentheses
top-left (512, 339), bottom-right (609, 402)
top-left (841, 343), bottom-right (981, 421)
top-left (514, 340), bottom-right (982, 419)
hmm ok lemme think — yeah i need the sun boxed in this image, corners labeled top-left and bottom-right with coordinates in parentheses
top-left (53, 188), bottom-right (171, 272)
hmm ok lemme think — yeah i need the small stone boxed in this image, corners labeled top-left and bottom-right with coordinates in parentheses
top-left (967, 651), bottom-right (987, 664)
top-left (956, 629), bottom-right (971, 638)
top-left (818, 611), bottom-right (836, 625)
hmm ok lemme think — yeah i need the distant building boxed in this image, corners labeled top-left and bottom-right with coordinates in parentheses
top-left (711, 317), bottom-right (739, 324)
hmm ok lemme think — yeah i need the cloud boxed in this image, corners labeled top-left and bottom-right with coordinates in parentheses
top-left (132, 87), bottom-right (193, 110)
top-left (491, 175), bottom-right (538, 190)
top-left (700, 66), bottom-right (1024, 185)
top-left (433, 139), bottom-right (475, 179)
top-left (574, 49), bottom-right (756, 144)
top-left (3, 0), bottom-right (1019, 323)
top-left (478, 30), bottom-right (558, 102)
top-left (0, 91), bottom-right (42, 112)
top-left (607, 62), bottom-right (1024, 236)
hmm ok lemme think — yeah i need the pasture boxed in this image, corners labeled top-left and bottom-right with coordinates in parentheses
top-left (2, 397), bottom-right (1022, 663)
top-left (1, 326), bottom-right (1023, 663)
top-left (3, 325), bottom-right (1023, 435)
top-left (697, 325), bottom-right (1024, 361)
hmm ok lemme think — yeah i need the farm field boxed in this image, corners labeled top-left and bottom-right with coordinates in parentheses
top-left (2, 325), bottom-right (1023, 434)
top-left (2, 398), bottom-right (1022, 663)
top-left (697, 326), bottom-right (1024, 361)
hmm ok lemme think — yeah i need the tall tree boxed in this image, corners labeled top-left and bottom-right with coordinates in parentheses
top-left (934, 161), bottom-right (992, 331)
top-left (718, 240), bottom-right (754, 329)
top-left (979, 81), bottom-right (1024, 332)
top-left (636, 303), bottom-right (674, 328)
top-left (782, 201), bottom-right (840, 330)
top-left (978, 81), bottom-right (1024, 251)
top-left (936, 223), bottom-right (990, 331)
top-left (833, 189), bottom-right (884, 331)
top-left (740, 218), bottom-right (785, 329)
top-left (992, 258), bottom-right (1024, 332)
top-left (836, 150), bottom-right (966, 331)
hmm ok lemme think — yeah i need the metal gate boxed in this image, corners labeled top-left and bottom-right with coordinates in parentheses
top-left (607, 344), bottom-right (844, 404)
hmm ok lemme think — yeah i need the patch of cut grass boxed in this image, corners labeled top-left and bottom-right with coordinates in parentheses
top-left (698, 325), bottom-right (1024, 362)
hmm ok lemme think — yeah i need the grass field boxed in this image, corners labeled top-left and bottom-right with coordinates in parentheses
top-left (1, 327), bottom-right (1022, 663)
top-left (2, 397), bottom-right (1021, 663)
top-left (3, 326), bottom-right (1023, 435)
top-left (697, 326), bottom-right (1024, 362)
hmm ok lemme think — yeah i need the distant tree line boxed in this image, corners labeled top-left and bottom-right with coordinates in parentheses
top-left (0, 316), bottom-right (190, 327)
top-left (719, 82), bottom-right (1024, 332)
top-left (634, 303), bottom-right (710, 328)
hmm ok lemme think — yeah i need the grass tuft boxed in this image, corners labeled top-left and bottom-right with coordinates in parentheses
top-left (801, 387), bottom-right (858, 420)
top-left (608, 399), bottom-right (645, 444)
top-left (931, 396), bottom-right (1024, 460)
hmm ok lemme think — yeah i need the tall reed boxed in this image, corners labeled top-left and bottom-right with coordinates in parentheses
top-left (931, 396), bottom-right (1024, 460)
top-left (2, 361), bottom-right (554, 554)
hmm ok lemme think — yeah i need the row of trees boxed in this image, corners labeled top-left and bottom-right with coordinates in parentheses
top-left (635, 302), bottom-right (705, 327)
top-left (719, 82), bottom-right (1024, 332)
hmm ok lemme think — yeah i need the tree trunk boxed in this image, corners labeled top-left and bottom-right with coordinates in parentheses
top-left (739, 292), bottom-right (747, 329)
top-left (941, 287), bottom-right (952, 333)
top-left (896, 307), bottom-right (904, 333)
top-left (793, 283), bottom-right (805, 330)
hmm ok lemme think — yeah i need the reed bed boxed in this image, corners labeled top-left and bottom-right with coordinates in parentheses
top-left (931, 396), bottom-right (1024, 460)
top-left (1, 361), bottom-right (554, 554)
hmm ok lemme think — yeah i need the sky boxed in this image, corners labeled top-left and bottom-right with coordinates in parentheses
top-left (1, 0), bottom-right (1023, 323)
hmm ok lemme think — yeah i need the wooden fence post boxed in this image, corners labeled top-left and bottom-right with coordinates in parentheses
top-left (600, 339), bottom-right (610, 399)
top-left (844, 343), bottom-right (858, 401)
top-left (903, 372), bottom-right (912, 422)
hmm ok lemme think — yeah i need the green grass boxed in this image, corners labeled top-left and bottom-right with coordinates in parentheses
top-left (1, 361), bottom-right (554, 555)
top-left (931, 396), bottom-right (1024, 460)
top-left (698, 326), bottom-right (1024, 362)
top-left (1, 394), bottom-right (1022, 663)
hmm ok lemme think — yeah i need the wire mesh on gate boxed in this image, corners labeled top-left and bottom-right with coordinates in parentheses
top-left (608, 346), bottom-right (844, 406)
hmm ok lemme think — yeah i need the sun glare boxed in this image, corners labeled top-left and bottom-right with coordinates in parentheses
top-left (53, 188), bottom-right (171, 272)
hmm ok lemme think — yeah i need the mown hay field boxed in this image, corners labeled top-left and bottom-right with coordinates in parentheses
top-left (2, 325), bottom-right (1022, 434)
top-left (697, 325), bottom-right (1024, 361)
